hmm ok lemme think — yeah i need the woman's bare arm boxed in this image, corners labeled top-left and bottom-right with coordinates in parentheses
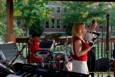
top-left (74, 40), bottom-right (93, 57)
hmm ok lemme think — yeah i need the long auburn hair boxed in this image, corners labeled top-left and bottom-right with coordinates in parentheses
top-left (72, 22), bottom-right (85, 37)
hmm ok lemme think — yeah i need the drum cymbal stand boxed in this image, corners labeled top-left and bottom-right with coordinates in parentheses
top-left (9, 45), bottom-right (26, 66)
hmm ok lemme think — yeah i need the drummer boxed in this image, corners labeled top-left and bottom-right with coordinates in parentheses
top-left (28, 33), bottom-right (44, 63)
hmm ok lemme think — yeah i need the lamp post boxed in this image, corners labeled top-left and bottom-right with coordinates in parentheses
top-left (106, 13), bottom-right (112, 77)
top-left (106, 14), bottom-right (110, 54)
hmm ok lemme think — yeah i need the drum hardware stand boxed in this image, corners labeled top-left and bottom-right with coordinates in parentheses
top-left (9, 45), bottom-right (26, 66)
top-left (63, 35), bottom-right (71, 71)
top-left (0, 62), bottom-right (15, 74)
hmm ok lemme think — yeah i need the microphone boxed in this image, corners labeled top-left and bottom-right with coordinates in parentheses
top-left (88, 31), bottom-right (100, 36)
top-left (89, 41), bottom-right (94, 46)
top-left (92, 32), bottom-right (100, 36)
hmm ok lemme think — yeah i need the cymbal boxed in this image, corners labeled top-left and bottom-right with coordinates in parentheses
top-left (45, 33), bottom-right (66, 39)
top-left (59, 36), bottom-right (72, 39)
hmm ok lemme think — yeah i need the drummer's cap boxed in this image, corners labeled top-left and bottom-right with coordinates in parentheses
top-left (32, 32), bottom-right (40, 37)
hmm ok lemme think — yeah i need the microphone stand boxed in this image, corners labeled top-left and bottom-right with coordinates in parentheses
top-left (64, 35), bottom-right (72, 71)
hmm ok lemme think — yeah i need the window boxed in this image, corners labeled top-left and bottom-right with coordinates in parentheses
top-left (57, 7), bottom-right (60, 13)
top-left (17, 20), bottom-right (21, 25)
top-left (57, 19), bottom-right (60, 28)
top-left (51, 19), bottom-right (55, 28)
top-left (46, 21), bottom-right (49, 28)
top-left (63, 24), bottom-right (66, 28)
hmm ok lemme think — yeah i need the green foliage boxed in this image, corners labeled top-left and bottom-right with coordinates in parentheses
top-left (63, 2), bottom-right (113, 35)
top-left (0, 22), bottom-right (6, 41)
top-left (13, 22), bottom-right (24, 37)
top-left (0, 22), bottom-right (6, 35)
top-left (13, 0), bottom-right (48, 35)
top-left (0, 0), bottom-right (6, 16)
top-left (29, 20), bottom-right (44, 36)
top-left (0, 1), bottom-right (115, 37)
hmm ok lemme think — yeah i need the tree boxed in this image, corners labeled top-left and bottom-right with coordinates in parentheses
top-left (63, 2), bottom-right (113, 35)
top-left (29, 19), bottom-right (44, 36)
top-left (0, 0), bottom-right (6, 17)
top-left (0, 1), bottom-right (115, 37)
top-left (13, 0), bottom-right (49, 36)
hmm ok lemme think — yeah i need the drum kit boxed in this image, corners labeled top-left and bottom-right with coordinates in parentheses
top-left (0, 33), bottom-right (72, 77)
top-left (34, 33), bottom-right (72, 70)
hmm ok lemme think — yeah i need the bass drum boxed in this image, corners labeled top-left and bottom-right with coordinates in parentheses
top-left (36, 50), bottom-right (54, 68)
top-left (54, 52), bottom-right (65, 61)
top-left (52, 52), bottom-right (66, 70)
top-left (36, 50), bottom-right (53, 62)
